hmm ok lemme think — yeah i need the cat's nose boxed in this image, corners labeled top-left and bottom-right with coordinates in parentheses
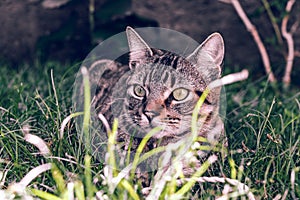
top-left (144, 102), bottom-right (164, 120)
top-left (145, 101), bottom-right (164, 113)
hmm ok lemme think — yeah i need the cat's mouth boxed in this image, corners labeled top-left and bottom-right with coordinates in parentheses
top-left (140, 113), bottom-right (183, 138)
top-left (143, 111), bottom-right (179, 126)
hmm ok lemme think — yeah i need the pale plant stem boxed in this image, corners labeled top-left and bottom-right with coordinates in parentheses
top-left (220, 0), bottom-right (276, 82)
top-left (281, 0), bottom-right (296, 87)
top-left (10, 163), bottom-right (52, 192)
top-left (291, 167), bottom-right (299, 200)
top-left (98, 113), bottom-right (112, 133)
top-left (208, 69), bottom-right (249, 89)
top-left (51, 69), bottom-right (61, 128)
top-left (60, 112), bottom-right (84, 139)
top-left (282, 189), bottom-right (289, 200)
top-left (22, 125), bottom-right (51, 156)
top-left (182, 176), bottom-right (255, 200)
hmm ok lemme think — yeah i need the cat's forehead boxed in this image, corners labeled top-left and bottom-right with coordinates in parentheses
top-left (129, 63), bottom-right (195, 89)
top-left (150, 50), bottom-right (208, 87)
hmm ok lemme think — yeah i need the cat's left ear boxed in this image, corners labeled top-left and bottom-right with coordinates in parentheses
top-left (187, 33), bottom-right (224, 71)
top-left (126, 26), bottom-right (153, 69)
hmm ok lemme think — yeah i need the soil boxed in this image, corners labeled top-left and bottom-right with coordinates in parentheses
top-left (1, 0), bottom-right (299, 85)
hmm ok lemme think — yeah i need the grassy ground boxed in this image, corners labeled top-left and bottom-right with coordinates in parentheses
top-left (0, 62), bottom-right (299, 199)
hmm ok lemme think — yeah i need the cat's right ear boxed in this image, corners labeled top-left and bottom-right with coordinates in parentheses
top-left (126, 26), bottom-right (153, 69)
top-left (187, 33), bottom-right (224, 77)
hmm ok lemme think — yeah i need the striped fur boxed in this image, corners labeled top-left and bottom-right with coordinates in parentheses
top-left (92, 27), bottom-right (225, 186)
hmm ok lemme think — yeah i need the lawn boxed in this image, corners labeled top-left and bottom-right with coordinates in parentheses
top-left (0, 62), bottom-right (299, 199)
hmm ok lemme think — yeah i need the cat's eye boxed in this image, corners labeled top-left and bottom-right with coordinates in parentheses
top-left (172, 88), bottom-right (189, 101)
top-left (133, 85), bottom-right (146, 97)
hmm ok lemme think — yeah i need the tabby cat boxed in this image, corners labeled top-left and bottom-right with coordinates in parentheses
top-left (92, 26), bottom-right (225, 185)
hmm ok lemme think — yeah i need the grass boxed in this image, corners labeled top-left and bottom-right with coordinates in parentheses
top-left (224, 78), bottom-right (300, 199)
top-left (0, 62), bottom-right (299, 199)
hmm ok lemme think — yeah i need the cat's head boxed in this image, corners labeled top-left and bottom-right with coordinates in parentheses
top-left (120, 27), bottom-right (224, 139)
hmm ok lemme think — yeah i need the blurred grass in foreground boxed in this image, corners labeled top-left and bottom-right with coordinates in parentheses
top-left (0, 62), bottom-right (299, 199)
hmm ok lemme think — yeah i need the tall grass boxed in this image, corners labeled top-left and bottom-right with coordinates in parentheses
top-left (0, 63), bottom-right (299, 199)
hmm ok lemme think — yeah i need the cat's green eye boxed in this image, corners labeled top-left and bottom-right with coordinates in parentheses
top-left (172, 88), bottom-right (189, 101)
top-left (133, 85), bottom-right (146, 97)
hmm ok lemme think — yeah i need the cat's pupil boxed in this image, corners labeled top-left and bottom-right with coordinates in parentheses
top-left (134, 85), bottom-right (146, 97)
top-left (172, 88), bottom-right (189, 101)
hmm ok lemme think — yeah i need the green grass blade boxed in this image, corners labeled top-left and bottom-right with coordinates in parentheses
top-left (120, 179), bottom-right (140, 200)
top-left (81, 67), bottom-right (91, 154)
top-left (51, 164), bottom-right (66, 194)
top-left (30, 188), bottom-right (63, 200)
top-left (138, 146), bottom-right (166, 165)
top-left (229, 157), bottom-right (237, 180)
top-left (171, 155), bottom-right (217, 199)
top-left (130, 127), bottom-right (162, 179)
top-left (84, 155), bottom-right (94, 199)
top-left (108, 118), bottom-right (118, 176)
top-left (191, 88), bottom-right (210, 141)
top-left (74, 180), bottom-right (85, 200)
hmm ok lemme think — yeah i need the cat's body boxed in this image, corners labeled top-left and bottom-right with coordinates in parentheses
top-left (92, 27), bottom-right (225, 186)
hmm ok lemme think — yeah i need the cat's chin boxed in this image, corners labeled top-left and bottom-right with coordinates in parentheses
top-left (140, 117), bottom-right (186, 139)
top-left (151, 130), bottom-right (175, 139)
top-left (151, 130), bottom-right (190, 145)
top-left (150, 126), bottom-right (187, 139)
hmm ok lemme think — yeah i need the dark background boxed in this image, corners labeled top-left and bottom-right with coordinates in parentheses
top-left (1, 0), bottom-right (300, 85)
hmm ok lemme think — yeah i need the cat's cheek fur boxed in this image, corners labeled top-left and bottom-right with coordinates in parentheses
top-left (139, 114), bottom-right (150, 126)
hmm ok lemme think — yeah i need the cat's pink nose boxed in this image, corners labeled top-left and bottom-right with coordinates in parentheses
top-left (145, 101), bottom-right (164, 114)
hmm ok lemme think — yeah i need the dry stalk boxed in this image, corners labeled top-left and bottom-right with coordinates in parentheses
top-left (208, 69), bottom-right (249, 89)
top-left (8, 163), bottom-right (52, 194)
top-left (281, 0), bottom-right (296, 87)
top-left (219, 0), bottom-right (276, 82)
top-left (22, 125), bottom-right (51, 156)
top-left (185, 176), bottom-right (255, 200)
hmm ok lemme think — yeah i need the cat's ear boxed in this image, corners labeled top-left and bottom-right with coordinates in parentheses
top-left (187, 33), bottom-right (224, 72)
top-left (126, 26), bottom-right (153, 69)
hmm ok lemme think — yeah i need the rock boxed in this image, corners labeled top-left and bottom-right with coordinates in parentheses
top-left (0, 0), bottom-right (90, 65)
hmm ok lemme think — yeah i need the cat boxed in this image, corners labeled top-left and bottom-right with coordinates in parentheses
top-left (91, 26), bottom-right (225, 186)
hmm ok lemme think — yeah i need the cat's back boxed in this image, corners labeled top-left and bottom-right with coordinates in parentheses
top-left (92, 60), bottom-right (130, 117)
